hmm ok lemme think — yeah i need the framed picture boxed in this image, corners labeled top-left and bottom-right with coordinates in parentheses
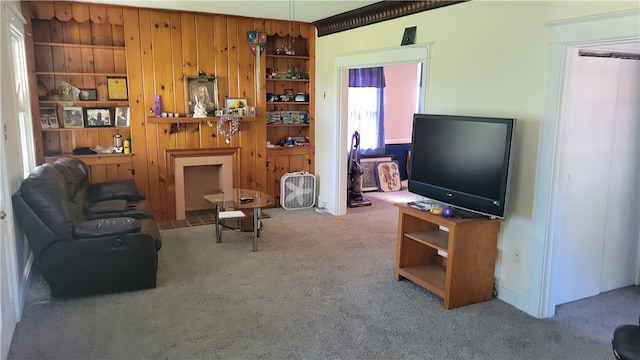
top-left (79, 88), bottom-right (97, 101)
top-left (359, 156), bottom-right (392, 192)
top-left (39, 107), bottom-right (58, 129)
top-left (62, 107), bottom-right (84, 128)
top-left (374, 160), bottom-right (402, 192)
top-left (226, 98), bottom-right (247, 110)
top-left (107, 77), bottom-right (128, 100)
top-left (184, 76), bottom-right (219, 116)
top-left (84, 107), bottom-right (113, 127)
top-left (114, 107), bottom-right (130, 127)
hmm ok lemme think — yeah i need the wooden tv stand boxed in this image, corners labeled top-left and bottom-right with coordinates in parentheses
top-left (394, 203), bottom-right (501, 309)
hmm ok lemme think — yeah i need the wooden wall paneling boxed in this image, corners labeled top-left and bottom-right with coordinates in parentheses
top-left (252, 18), bottom-right (268, 194)
top-left (31, 20), bottom-right (50, 43)
top-left (53, 2), bottom-right (72, 22)
top-left (59, 132), bottom-right (72, 155)
top-left (106, 7), bottom-right (124, 26)
top-left (213, 14), bottom-right (228, 110)
top-left (30, 1), bottom-right (54, 21)
top-left (81, 48), bottom-right (94, 73)
top-left (113, 48), bottom-right (127, 75)
top-left (71, 3), bottom-right (90, 23)
top-left (168, 12), bottom-right (188, 149)
top-left (169, 12), bottom-right (183, 112)
top-left (34, 45), bottom-right (53, 72)
top-left (151, 10), bottom-right (177, 220)
top-left (238, 18), bottom-right (257, 189)
top-left (89, 5), bottom-right (107, 25)
top-left (308, 26), bottom-right (316, 151)
top-left (77, 22), bottom-right (91, 45)
top-left (138, 9), bottom-right (164, 219)
top-left (91, 21), bottom-right (113, 46)
top-left (178, 13), bottom-right (200, 148)
top-left (194, 14), bottom-right (216, 77)
top-left (86, 130), bottom-right (100, 149)
top-left (43, 132), bottom-right (60, 155)
top-left (225, 17), bottom-right (239, 98)
top-left (62, 21), bottom-right (83, 90)
top-left (123, 7), bottom-right (152, 213)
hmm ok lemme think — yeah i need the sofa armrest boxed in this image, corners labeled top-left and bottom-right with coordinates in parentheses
top-left (74, 217), bottom-right (141, 238)
top-left (87, 180), bottom-right (146, 202)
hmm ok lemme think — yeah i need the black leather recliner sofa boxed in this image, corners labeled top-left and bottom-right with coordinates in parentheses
top-left (12, 160), bottom-right (162, 297)
top-left (49, 156), bottom-right (154, 220)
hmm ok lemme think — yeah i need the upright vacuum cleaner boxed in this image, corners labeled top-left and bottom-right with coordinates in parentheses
top-left (347, 131), bottom-right (371, 207)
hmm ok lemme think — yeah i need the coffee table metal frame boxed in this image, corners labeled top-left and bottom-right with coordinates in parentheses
top-left (203, 188), bottom-right (274, 251)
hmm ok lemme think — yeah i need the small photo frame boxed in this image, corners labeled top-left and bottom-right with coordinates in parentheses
top-left (79, 89), bottom-right (97, 101)
top-left (114, 107), bottom-right (130, 127)
top-left (226, 98), bottom-right (247, 110)
top-left (39, 107), bottom-right (58, 129)
top-left (62, 107), bottom-right (84, 128)
top-left (247, 106), bottom-right (256, 116)
top-left (374, 160), bottom-right (402, 192)
top-left (107, 77), bottom-right (128, 100)
top-left (84, 107), bottom-right (113, 127)
top-left (359, 156), bottom-right (392, 192)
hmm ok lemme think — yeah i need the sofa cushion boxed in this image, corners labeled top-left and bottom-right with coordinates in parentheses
top-left (88, 180), bottom-right (146, 202)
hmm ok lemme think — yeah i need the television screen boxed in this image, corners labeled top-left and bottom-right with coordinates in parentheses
top-left (408, 114), bottom-right (516, 218)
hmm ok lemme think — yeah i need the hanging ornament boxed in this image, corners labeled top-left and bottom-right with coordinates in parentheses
top-left (217, 113), bottom-right (240, 144)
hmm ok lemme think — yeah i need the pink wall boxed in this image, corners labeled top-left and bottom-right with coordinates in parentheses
top-left (383, 63), bottom-right (420, 143)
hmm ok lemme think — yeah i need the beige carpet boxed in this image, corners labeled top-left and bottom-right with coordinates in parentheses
top-left (8, 196), bottom-right (639, 359)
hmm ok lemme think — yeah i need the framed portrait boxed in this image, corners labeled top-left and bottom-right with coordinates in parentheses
top-left (226, 98), bottom-right (247, 110)
top-left (107, 77), bottom-right (128, 100)
top-left (184, 76), bottom-right (218, 116)
top-left (79, 88), bottom-right (97, 101)
top-left (39, 107), bottom-right (58, 129)
top-left (84, 107), bottom-right (113, 127)
top-left (359, 156), bottom-right (392, 192)
top-left (374, 160), bottom-right (402, 192)
top-left (62, 106), bottom-right (84, 128)
top-left (114, 107), bottom-right (130, 127)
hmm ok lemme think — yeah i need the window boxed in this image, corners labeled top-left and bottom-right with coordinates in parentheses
top-left (6, 7), bottom-right (35, 178)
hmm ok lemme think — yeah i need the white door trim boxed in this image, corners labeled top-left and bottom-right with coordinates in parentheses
top-left (533, 9), bottom-right (640, 318)
top-left (331, 45), bottom-right (430, 215)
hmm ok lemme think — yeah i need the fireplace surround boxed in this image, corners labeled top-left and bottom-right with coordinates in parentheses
top-left (166, 148), bottom-right (240, 220)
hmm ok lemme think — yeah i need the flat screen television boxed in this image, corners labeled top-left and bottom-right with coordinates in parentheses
top-left (408, 114), bottom-right (516, 219)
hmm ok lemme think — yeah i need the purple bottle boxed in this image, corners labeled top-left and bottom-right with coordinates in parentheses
top-left (154, 94), bottom-right (161, 117)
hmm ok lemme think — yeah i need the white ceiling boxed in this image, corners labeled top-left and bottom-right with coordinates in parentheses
top-left (81, 0), bottom-right (380, 23)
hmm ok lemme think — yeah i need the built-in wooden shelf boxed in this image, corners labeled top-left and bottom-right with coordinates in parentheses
top-left (267, 124), bottom-right (309, 127)
top-left (33, 42), bottom-right (125, 50)
top-left (39, 100), bottom-right (128, 105)
top-left (42, 127), bottom-right (130, 132)
top-left (146, 116), bottom-right (256, 124)
top-left (265, 78), bottom-right (309, 82)
top-left (35, 71), bottom-right (128, 77)
top-left (267, 102), bottom-right (309, 105)
top-left (266, 54), bottom-right (310, 60)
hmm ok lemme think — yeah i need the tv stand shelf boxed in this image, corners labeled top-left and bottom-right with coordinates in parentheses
top-left (394, 203), bottom-right (501, 309)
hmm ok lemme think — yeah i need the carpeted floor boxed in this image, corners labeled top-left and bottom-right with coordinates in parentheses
top-left (7, 195), bottom-right (639, 359)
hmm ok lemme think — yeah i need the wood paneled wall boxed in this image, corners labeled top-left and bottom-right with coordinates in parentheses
top-left (26, 1), bottom-right (315, 220)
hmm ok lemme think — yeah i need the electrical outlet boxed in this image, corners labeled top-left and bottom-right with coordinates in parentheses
top-left (514, 248), bottom-right (521, 263)
top-left (318, 198), bottom-right (327, 209)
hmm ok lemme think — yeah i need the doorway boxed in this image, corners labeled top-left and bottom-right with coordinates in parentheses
top-left (534, 9), bottom-right (640, 318)
top-left (333, 45), bottom-right (429, 216)
top-left (552, 43), bottom-right (640, 306)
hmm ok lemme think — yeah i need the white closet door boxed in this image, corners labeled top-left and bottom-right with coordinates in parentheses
top-left (600, 58), bottom-right (640, 292)
top-left (554, 51), bottom-right (618, 305)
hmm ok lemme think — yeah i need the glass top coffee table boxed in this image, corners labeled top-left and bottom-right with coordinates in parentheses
top-left (203, 188), bottom-right (274, 251)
